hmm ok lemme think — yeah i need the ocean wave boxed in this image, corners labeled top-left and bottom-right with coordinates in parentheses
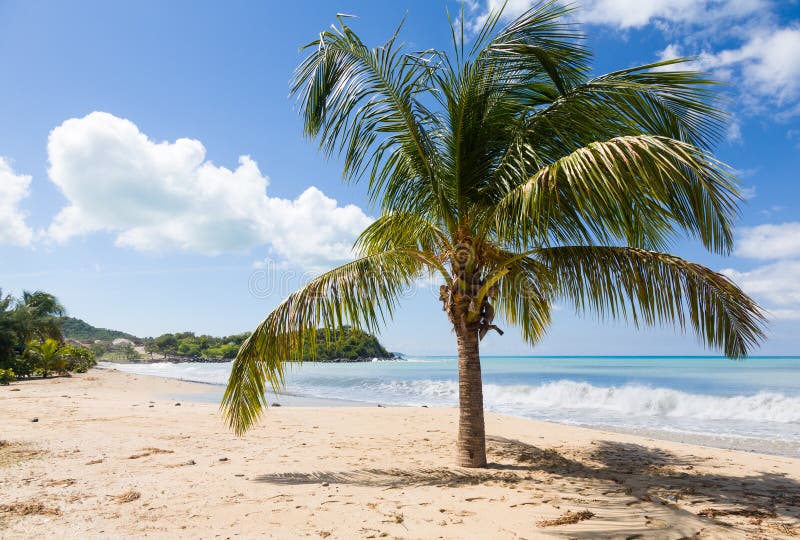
top-left (351, 379), bottom-right (800, 424)
top-left (102, 362), bottom-right (800, 425)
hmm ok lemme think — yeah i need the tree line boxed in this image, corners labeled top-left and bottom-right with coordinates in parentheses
top-left (0, 289), bottom-right (96, 384)
top-left (141, 327), bottom-right (390, 362)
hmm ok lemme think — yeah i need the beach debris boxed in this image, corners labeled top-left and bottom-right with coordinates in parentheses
top-left (44, 478), bottom-right (76, 487)
top-left (1, 501), bottom-right (61, 516)
top-left (128, 447), bottom-right (174, 459)
top-left (218, 457), bottom-right (229, 462)
top-left (85, 458), bottom-right (103, 465)
top-left (318, 532), bottom-right (331, 538)
top-left (271, 402), bottom-right (281, 407)
top-left (113, 489), bottom-right (141, 503)
top-left (697, 507), bottom-right (776, 520)
top-left (767, 522), bottom-right (797, 536)
top-left (536, 510), bottom-right (595, 527)
top-left (30, 417), bottom-right (39, 422)
top-left (164, 459), bottom-right (195, 468)
top-left (174, 402), bottom-right (181, 406)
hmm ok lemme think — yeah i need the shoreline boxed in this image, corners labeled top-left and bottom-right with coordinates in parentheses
top-left (3, 369), bottom-right (799, 538)
top-left (99, 362), bottom-right (800, 459)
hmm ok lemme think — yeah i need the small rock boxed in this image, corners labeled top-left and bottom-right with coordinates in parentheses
top-left (185, 460), bottom-right (196, 465)
top-left (377, 404), bottom-right (385, 408)
top-left (321, 482), bottom-right (330, 487)
top-left (271, 402), bottom-right (281, 407)
top-left (10, 388), bottom-right (20, 391)
top-left (234, 473), bottom-right (245, 477)
top-left (218, 457), bottom-right (228, 462)
top-left (148, 405), bottom-right (154, 408)
top-left (30, 418), bottom-right (39, 423)
top-left (174, 403), bottom-right (181, 406)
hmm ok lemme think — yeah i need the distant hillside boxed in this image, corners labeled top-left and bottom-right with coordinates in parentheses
top-left (302, 327), bottom-right (392, 361)
top-left (139, 326), bottom-right (392, 362)
top-left (59, 317), bottom-right (139, 342)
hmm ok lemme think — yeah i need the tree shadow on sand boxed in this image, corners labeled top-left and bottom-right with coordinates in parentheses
top-left (253, 436), bottom-right (800, 533)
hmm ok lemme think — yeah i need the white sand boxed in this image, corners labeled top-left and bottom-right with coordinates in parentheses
top-left (2, 369), bottom-right (799, 539)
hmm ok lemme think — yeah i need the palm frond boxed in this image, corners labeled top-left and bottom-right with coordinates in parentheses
top-left (221, 250), bottom-right (425, 435)
top-left (484, 1), bottom-right (590, 94)
top-left (355, 211), bottom-right (450, 254)
top-left (535, 246), bottom-right (766, 358)
top-left (291, 17), bottom-right (454, 229)
top-left (490, 135), bottom-right (741, 253)
top-left (492, 253), bottom-right (553, 345)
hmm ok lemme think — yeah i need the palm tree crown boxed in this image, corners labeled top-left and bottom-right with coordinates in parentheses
top-left (222, 2), bottom-right (765, 466)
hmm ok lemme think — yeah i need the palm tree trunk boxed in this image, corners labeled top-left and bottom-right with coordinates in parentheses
top-left (456, 324), bottom-right (487, 467)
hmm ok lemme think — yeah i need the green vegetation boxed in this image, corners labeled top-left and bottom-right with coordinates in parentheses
top-left (141, 328), bottom-right (390, 361)
top-left (1, 288), bottom-right (392, 371)
top-left (223, 5), bottom-right (765, 469)
top-left (58, 316), bottom-right (138, 342)
top-left (143, 332), bottom-right (249, 360)
top-left (0, 368), bottom-right (15, 385)
top-left (0, 289), bottom-right (97, 379)
top-left (303, 327), bottom-right (390, 361)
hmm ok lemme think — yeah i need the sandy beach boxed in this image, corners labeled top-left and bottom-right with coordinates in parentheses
top-left (2, 369), bottom-right (799, 539)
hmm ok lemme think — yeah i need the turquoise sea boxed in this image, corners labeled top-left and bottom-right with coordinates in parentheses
top-left (104, 356), bottom-right (800, 456)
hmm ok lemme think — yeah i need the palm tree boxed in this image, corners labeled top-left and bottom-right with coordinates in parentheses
top-left (223, 3), bottom-right (765, 467)
top-left (28, 338), bottom-right (63, 378)
top-left (0, 289), bottom-right (17, 363)
top-left (14, 290), bottom-right (65, 346)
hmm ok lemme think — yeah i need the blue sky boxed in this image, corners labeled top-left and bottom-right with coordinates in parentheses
top-left (1, 0), bottom-right (799, 355)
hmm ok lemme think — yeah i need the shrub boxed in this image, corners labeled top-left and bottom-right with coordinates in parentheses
top-left (3, 356), bottom-right (34, 378)
top-left (0, 368), bottom-right (16, 385)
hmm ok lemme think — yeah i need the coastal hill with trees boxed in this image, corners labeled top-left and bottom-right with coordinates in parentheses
top-left (1, 289), bottom-right (394, 379)
top-left (143, 327), bottom-right (392, 362)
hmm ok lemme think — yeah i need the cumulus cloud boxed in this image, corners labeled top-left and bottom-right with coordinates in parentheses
top-left (0, 157), bottom-right (34, 246)
top-left (468, 0), bottom-right (765, 32)
top-left (722, 223), bottom-right (800, 320)
top-left (46, 112), bottom-right (372, 269)
top-left (577, 0), bottom-right (766, 29)
top-left (660, 28), bottom-right (800, 108)
top-left (721, 261), bottom-right (800, 309)
top-left (735, 223), bottom-right (800, 260)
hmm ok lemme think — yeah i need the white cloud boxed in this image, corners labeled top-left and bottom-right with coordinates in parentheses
top-left (656, 25), bottom-right (800, 111)
top-left (735, 223), bottom-right (800, 260)
top-left (0, 157), bottom-right (34, 246)
top-left (739, 186), bottom-right (756, 200)
top-left (578, 0), bottom-right (765, 29)
top-left (723, 222), bottom-right (800, 321)
top-left (769, 309), bottom-right (800, 321)
top-left (721, 261), bottom-right (800, 309)
top-left (469, 0), bottom-right (766, 32)
top-left (699, 27), bottom-right (800, 106)
top-left (46, 112), bottom-right (372, 269)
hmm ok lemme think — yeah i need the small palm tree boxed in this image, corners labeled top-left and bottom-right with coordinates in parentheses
top-left (223, 3), bottom-right (765, 467)
top-left (28, 339), bottom-right (63, 378)
top-left (0, 289), bottom-right (16, 363)
top-left (14, 290), bottom-right (65, 345)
